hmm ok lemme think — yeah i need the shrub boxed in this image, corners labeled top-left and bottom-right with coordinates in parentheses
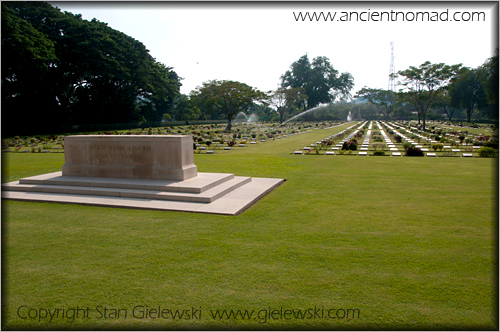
top-left (402, 142), bottom-right (412, 152)
top-left (484, 141), bottom-right (499, 149)
top-left (373, 143), bottom-right (386, 151)
top-left (431, 143), bottom-right (443, 152)
top-left (405, 146), bottom-right (424, 157)
top-left (373, 151), bottom-right (386, 156)
top-left (478, 135), bottom-right (490, 141)
top-left (227, 140), bottom-right (236, 147)
top-left (394, 136), bottom-right (402, 143)
top-left (478, 147), bottom-right (496, 158)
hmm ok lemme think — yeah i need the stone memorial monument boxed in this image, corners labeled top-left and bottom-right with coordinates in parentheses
top-left (2, 135), bottom-right (283, 215)
top-left (62, 135), bottom-right (198, 180)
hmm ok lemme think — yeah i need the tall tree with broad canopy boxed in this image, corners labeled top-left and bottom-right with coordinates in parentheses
top-left (1, 1), bottom-right (181, 135)
top-left (280, 54), bottom-right (354, 111)
top-left (397, 61), bottom-right (461, 130)
top-left (355, 87), bottom-right (396, 121)
top-left (192, 80), bottom-right (268, 131)
top-left (449, 67), bottom-right (488, 123)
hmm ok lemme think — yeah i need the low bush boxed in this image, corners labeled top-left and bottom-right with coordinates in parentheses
top-left (402, 142), bottom-right (412, 152)
top-left (478, 147), bottom-right (496, 158)
top-left (484, 141), bottom-right (498, 149)
top-left (431, 143), bottom-right (443, 152)
top-left (405, 146), bottom-right (424, 157)
top-left (342, 140), bottom-right (357, 151)
top-left (373, 151), bottom-right (386, 156)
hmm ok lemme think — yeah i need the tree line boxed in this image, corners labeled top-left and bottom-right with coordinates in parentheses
top-left (2, 2), bottom-right (181, 136)
top-left (2, 2), bottom-right (356, 134)
top-left (2, 2), bottom-right (497, 136)
top-left (354, 52), bottom-right (498, 129)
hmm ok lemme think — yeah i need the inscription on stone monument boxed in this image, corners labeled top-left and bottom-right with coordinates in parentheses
top-left (62, 135), bottom-right (197, 180)
top-left (89, 144), bottom-right (152, 165)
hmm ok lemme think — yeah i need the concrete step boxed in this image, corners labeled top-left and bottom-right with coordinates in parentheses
top-left (4, 176), bottom-right (252, 203)
top-left (17, 171), bottom-right (234, 193)
top-left (2, 177), bottom-right (284, 216)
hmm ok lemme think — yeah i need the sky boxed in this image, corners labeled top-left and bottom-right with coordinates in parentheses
top-left (51, 2), bottom-right (497, 98)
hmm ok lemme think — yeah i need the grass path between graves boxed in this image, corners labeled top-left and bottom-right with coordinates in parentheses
top-left (2, 124), bottom-right (497, 330)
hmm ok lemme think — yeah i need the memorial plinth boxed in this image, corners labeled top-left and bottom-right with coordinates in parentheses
top-left (2, 135), bottom-right (283, 215)
top-left (62, 135), bottom-right (197, 181)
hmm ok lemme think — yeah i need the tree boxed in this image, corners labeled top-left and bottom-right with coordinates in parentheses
top-left (397, 61), bottom-right (461, 130)
top-left (482, 48), bottom-right (499, 111)
top-left (170, 94), bottom-right (201, 121)
top-left (271, 87), bottom-right (307, 123)
top-left (355, 87), bottom-right (396, 121)
top-left (1, 2), bottom-right (181, 135)
top-left (1, 2), bottom-right (60, 133)
top-left (477, 49), bottom-right (499, 120)
top-left (432, 90), bottom-right (457, 122)
top-left (192, 80), bottom-right (268, 131)
top-left (449, 67), bottom-right (488, 123)
top-left (280, 54), bottom-right (354, 111)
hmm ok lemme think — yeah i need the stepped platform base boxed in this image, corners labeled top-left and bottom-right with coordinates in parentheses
top-left (2, 172), bottom-right (284, 216)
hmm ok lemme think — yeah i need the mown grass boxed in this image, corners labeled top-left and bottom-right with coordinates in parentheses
top-left (2, 124), bottom-right (497, 330)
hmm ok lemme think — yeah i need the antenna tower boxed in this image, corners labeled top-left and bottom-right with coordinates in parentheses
top-left (388, 41), bottom-right (396, 91)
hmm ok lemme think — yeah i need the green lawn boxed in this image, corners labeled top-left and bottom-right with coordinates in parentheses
top-left (2, 123), bottom-right (497, 330)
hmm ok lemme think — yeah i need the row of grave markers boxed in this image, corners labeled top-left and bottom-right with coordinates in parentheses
top-left (385, 122), bottom-right (477, 157)
top-left (294, 122), bottom-right (370, 155)
top-left (193, 128), bottom-right (317, 154)
top-left (294, 121), bottom-right (479, 157)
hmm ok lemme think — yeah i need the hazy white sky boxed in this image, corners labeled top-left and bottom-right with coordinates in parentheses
top-left (52, 2), bottom-right (497, 97)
